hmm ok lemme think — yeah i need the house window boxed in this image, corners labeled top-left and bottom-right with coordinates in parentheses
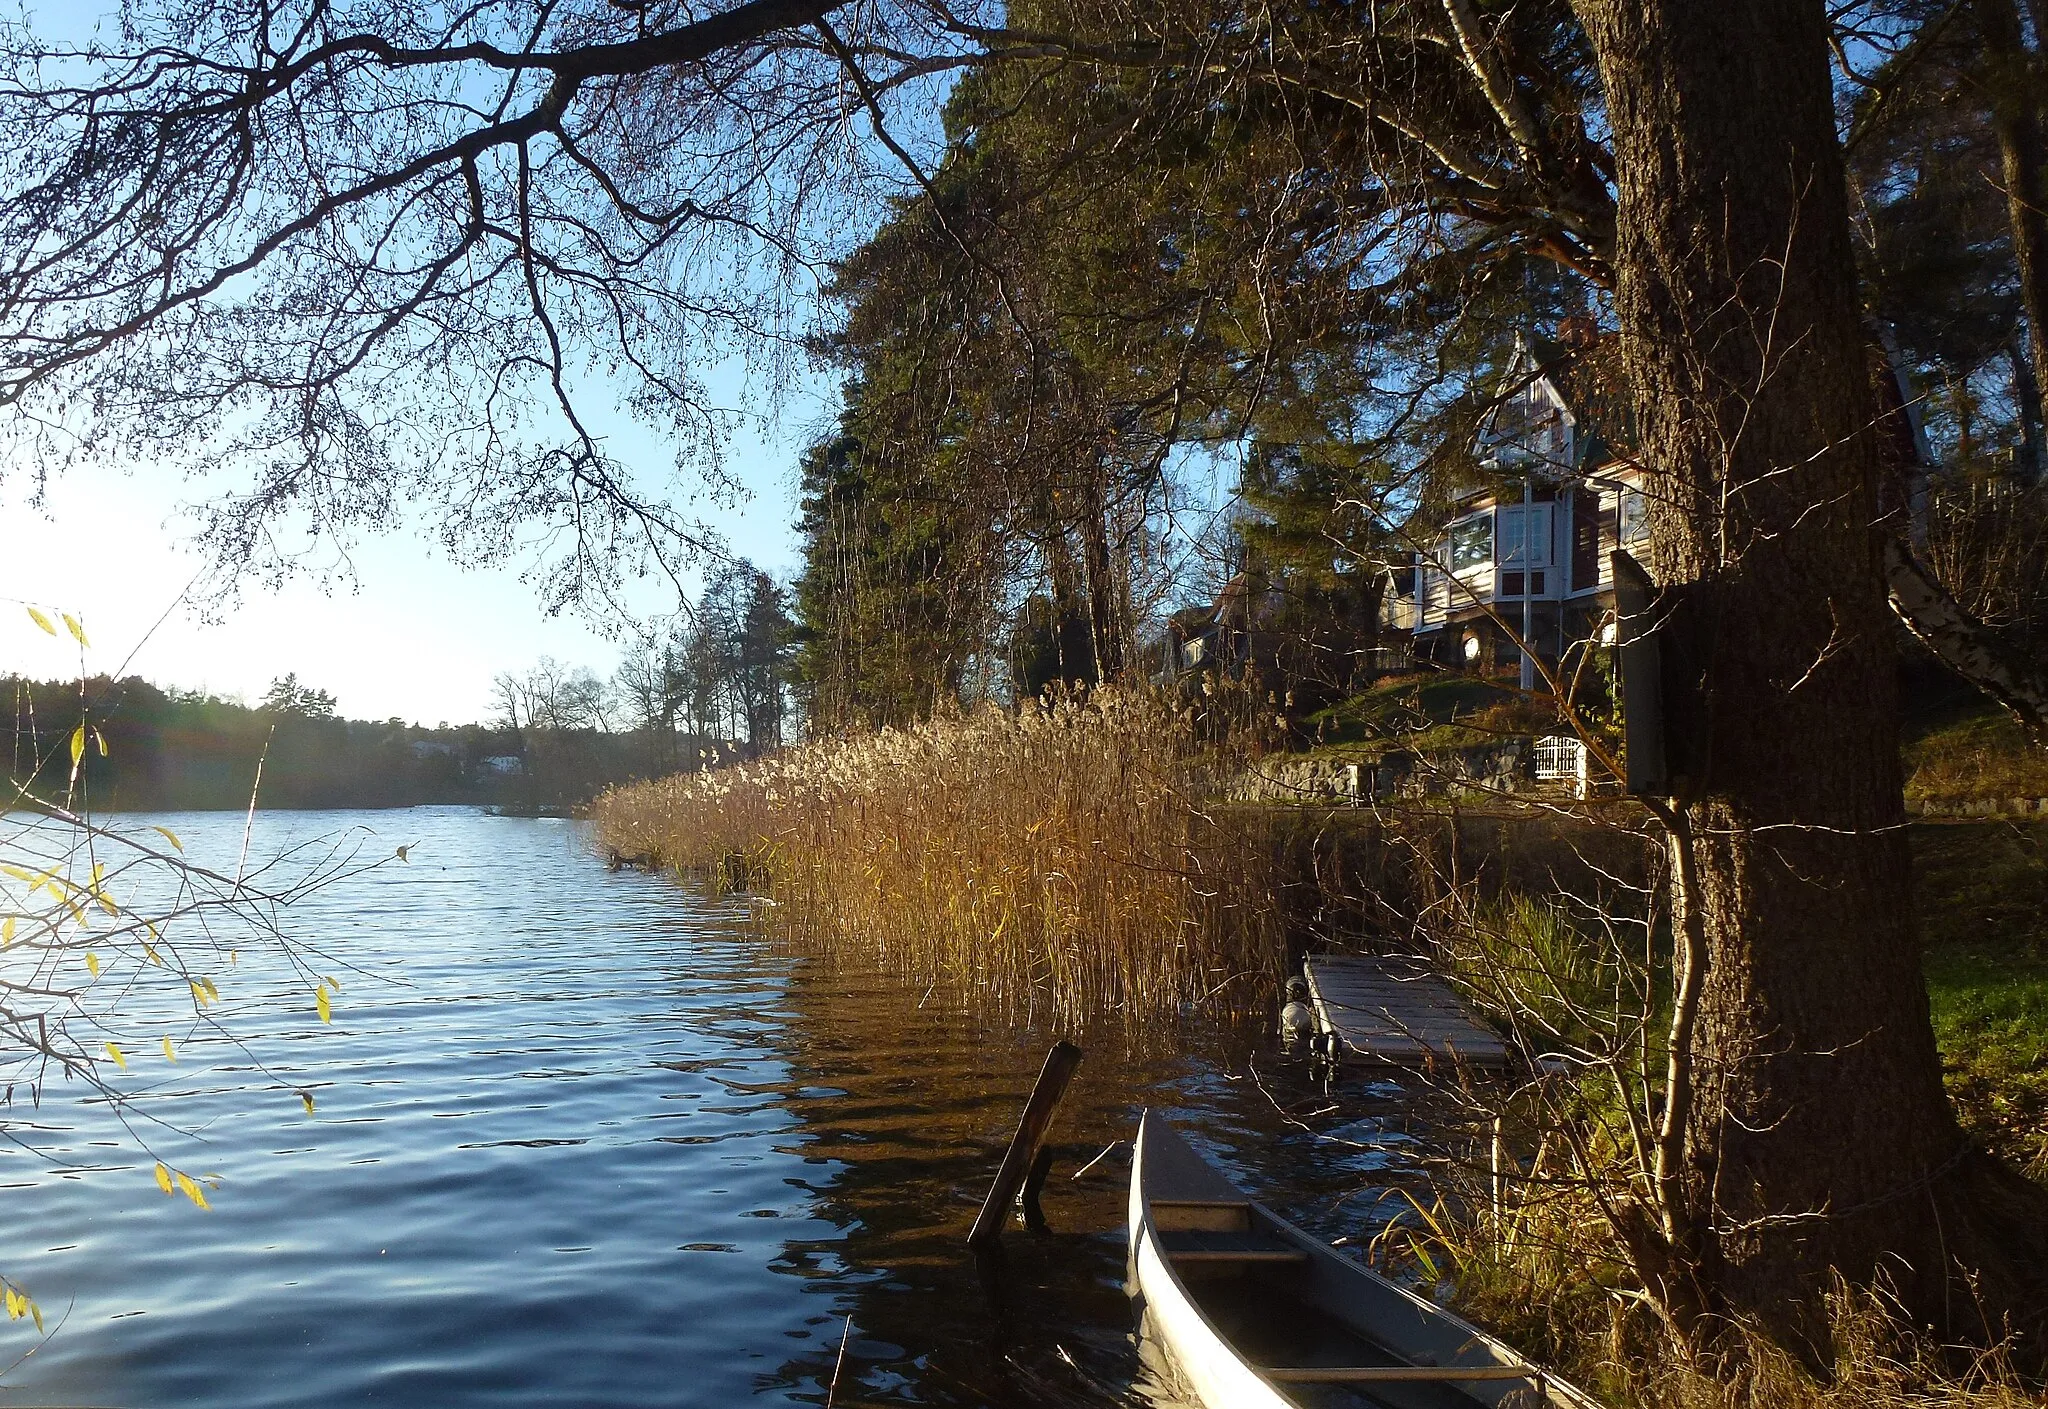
top-left (1500, 571), bottom-right (1524, 597)
top-left (1619, 489), bottom-right (1651, 545)
top-left (1571, 488), bottom-right (1601, 592)
top-left (1498, 503), bottom-right (1554, 567)
top-left (1448, 515), bottom-right (1493, 571)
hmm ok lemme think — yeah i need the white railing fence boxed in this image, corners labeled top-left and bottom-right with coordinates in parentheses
top-left (1532, 734), bottom-right (1589, 797)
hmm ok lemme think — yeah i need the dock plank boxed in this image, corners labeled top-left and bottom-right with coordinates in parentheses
top-left (1305, 955), bottom-right (1512, 1067)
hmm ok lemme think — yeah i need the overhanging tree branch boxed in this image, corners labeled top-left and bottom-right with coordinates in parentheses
top-left (1885, 534), bottom-right (2048, 743)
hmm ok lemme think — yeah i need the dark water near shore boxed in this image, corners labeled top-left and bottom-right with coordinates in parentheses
top-left (0, 808), bottom-right (1439, 1407)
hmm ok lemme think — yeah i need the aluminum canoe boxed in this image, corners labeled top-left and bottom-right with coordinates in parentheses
top-left (1127, 1110), bottom-right (1599, 1409)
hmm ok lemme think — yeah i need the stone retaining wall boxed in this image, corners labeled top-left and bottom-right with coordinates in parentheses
top-left (1231, 741), bottom-right (1568, 804)
top-left (1906, 796), bottom-right (2048, 819)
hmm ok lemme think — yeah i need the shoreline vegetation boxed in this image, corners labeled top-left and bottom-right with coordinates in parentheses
top-left (594, 687), bottom-right (1288, 1024)
top-left (595, 683), bottom-right (2048, 1406)
top-left (3, 671), bottom-right (663, 813)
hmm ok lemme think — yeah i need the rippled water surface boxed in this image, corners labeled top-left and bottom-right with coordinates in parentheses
top-left (0, 809), bottom-right (1434, 1407)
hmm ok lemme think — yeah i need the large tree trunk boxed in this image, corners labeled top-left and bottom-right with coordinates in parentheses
top-left (1573, 0), bottom-right (2048, 1352)
top-left (1077, 465), bottom-right (1128, 681)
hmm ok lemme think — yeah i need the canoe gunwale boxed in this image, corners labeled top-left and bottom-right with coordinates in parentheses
top-left (1127, 1109), bottom-right (1600, 1409)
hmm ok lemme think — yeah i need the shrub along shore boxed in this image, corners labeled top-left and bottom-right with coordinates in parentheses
top-left (594, 695), bottom-right (2048, 1175)
top-left (593, 688), bottom-right (1290, 1025)
top-left (594, 693), bottom-right (2048, 1405)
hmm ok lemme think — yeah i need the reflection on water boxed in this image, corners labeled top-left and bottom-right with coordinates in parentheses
top-left (0, 808), bottom-right (1442, 1407)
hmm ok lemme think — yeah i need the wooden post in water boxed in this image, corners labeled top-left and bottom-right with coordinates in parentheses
top-left (967, 1041), bottom-right (1083, 1249)
top-left (1018, 1144), bottom-right (1057, 1233)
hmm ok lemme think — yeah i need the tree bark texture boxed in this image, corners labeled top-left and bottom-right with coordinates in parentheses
top-left (1573, 0), bottom-right (2048, 1350)
top-left (1078, 469), bottom-right (1128, 682)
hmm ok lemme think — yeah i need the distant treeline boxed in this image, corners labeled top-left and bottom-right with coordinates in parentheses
top-left (3, 672), bottom-right (679, 812)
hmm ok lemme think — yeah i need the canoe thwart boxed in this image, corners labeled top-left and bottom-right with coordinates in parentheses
top-left (1264, 1364), bottom-right (1541, 1383)
top-left (1158, 1229), bottom-right (1311, 1265)
top-left (1148, 1198), bottom-right (1253, 1233)
top-left (1129, 1111), bottom-right (1600, 1409)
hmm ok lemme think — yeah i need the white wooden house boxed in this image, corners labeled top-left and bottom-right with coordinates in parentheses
top-left (1386, 325), bottom-right (1931, 688)
top-left (1396, 334), bottom-right (1648, 682)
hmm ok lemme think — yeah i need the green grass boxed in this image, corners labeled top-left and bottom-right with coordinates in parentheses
top-left (1905, 711), bottom-right (2048, 804)
top-left (1294, 664), bottom-right (2048, 802)
top-left (1301, 673), bottom-right (1544, 757)
top-left (1913, 820), bottom-right (2048, 1176)
top-left (1901, 673), bottom-right (2048, 805)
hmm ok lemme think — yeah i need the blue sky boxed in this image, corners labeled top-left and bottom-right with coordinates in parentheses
top-left (0, 387), bottom-right (821, 725)
top-left (0, 3), bottom-right (850, 727)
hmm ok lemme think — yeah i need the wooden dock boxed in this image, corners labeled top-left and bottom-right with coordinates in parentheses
top-left (1305, 955), bottom-right (1512, 1067)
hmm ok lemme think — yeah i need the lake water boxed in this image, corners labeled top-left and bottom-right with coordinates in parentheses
top-left (0, 808), bottom-right (1431, 1407)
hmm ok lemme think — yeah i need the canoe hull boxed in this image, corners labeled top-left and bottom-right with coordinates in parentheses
top-left (1130, 1197), bottom-right (1293, 1408)
top-left (1126, 1110), bottom-right (1597, 1409)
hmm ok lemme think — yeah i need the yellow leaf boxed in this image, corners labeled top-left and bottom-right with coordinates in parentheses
top-left (395, 845), bottom-right (410, 863)
top-left (162, 1036), bottom-right (175, 1063)
top-left (201, 977), bottom-right (219, 1003)
top-left (175, 1172), bottom-right (209, 1209)
top-left (4, 1288), bottom-right (19, 1319)
top-left (85, 952), bottom-right (99, 978)
top-left (25, 606), bottom-right (54, 636)
top-left (143, 945), bottom-right (158, 965)
top-left (151, 825), bottom-right (183, 852)
top-left (190, 981), bottom-right (210, 1007)
top-left (68, 724), bottom-right (85, 767)
top-left (325, 976), bottom-right (341, 993)
top-left (61, 613), bottom-right (87, 648)
top-left (104, 1042), bottom-right (125, 1069)
top-left (30, 1299), bottom-right (42, 1333)
top-left (154, 1162), bottom-right (173, 1195)
top-left (92, 726), bottom-right (107, 758)
top-left (2, 916), bottom-right (12, 947)
top-left (0, 864), bottom-right (33, 885)
top-left (315, 985), bottom-right (331, 1024)
top-left (299, 1091), bottom-right (315, 1116)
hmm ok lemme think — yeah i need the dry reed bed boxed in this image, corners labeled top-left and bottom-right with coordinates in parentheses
top-left (593, 689), bottom-right (1287, 1024)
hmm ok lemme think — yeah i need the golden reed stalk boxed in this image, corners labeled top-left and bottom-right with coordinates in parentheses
top-left (592, 687), bottom-right (1286, 1024)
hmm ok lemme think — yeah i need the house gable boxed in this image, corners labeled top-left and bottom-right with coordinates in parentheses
top-left (1405, 332), bottom-right (1649, 650)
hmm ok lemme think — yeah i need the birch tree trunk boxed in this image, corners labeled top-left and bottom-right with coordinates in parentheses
top-left (1572, 0), bottom-right (2048, 1350)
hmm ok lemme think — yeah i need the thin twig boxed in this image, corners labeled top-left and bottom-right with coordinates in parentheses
top-left (826, 1314), bottom-right (854, 1407)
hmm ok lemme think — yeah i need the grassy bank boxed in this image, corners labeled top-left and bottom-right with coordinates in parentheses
top-left (599, 706), bottom-right (2048, 1401)
top-left (1894, 671), bottom-right (2048, 808)
top-left (1389, 830), bottom-right (2048, 1407)
top-left (593, 689), bottom-right (1287, 1023)
top-left (1299, 672), bottom-right (1568, 759)
top-left (1905, 711), bottom-right (2048, 807)
top-left (1914, 820), bottom-right (2048, 1176)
